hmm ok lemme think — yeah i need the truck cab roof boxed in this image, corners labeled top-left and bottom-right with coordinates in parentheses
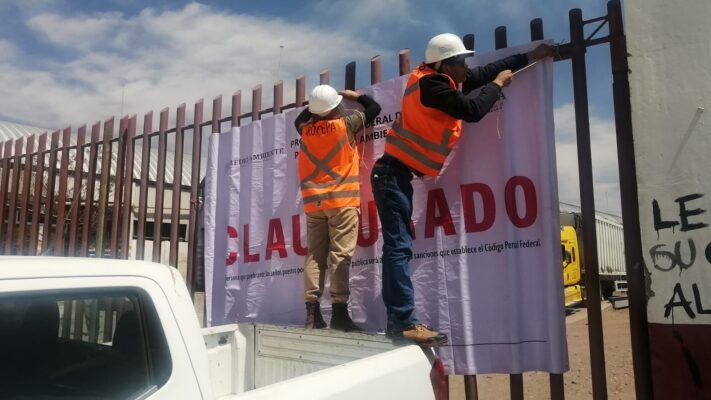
top-left (0, 257), bottom-right (180, 283)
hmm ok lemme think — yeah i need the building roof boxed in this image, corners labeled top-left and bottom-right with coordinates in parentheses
top-left (0, 120), bottom-right (193, 186)
top-left (559, 201), bottom-right (623, 225)
top-left (0, 121), bottom-right (45, 143)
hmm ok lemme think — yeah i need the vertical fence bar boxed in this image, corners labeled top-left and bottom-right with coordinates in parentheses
top-left (202, 95), bottom-right (221, 304)
top-left (607, 0), bottom-right (653, 398)
top-left (88, 300), bottom-right (99, 343)
top-left (370, 56), bottom-right (382, 84)
top-left (54, 128), bottom-right (72, 255)
top-left (510, 374), bottom-right (524, 400)
top-left (273, 81), bottom-right (283, 115)
top-left (345, 62), bottom-right (356, 90)
top-left (231, 91), bottom-right (241, 127)
top-left (320, 69), bottom-right (330, 85)
top-left (152, 109), bottom-right (169, 262)
top-left (68, 126), bottom-right (86, 256)
top-left (73, 300), bottom-right (84, 340)
top-left (115, 298), bottom-right (126, 331)
top-left (17, 136), bottom-right (35, 254)
top-left (41, 130), bottom-right (60, 255)
top-left (29, 133), bottom-right (47, 255)
top-left (550, 373), bottom-right (565, 400)
top-left (0, 141), bottom-right (9, 246)
top-left (61, 299), bottom-right (73, 338)
top-left (205, 97), bottom-right (219, 321)
top-left (81, 123), bottom-right (101, 256)
top-left (120, 115), bottom-right (137, 258)
top-left (295, 76), bottom-right (306, 107)
top-left (399, 49), bottom-right (411, 76)
top-left (169, 104), bottom-right (186, 268)
top-left (202, 96), bottom-right (222, 309)
top-left (464, 375), bottom-right (479, 400)
top-left (495, 26), bottom-right (508, 49)
top-left (5, 138), bottom-right (24, 254)
top-left (251, 86), bottom-right (262, 122)
top-left (102, 298), bottom-right (113, 342)
top-left (531, 18), bottom-right (544, 41)
top-left (530, 17), bottom-right (565, 400)
top-left (186, 99), bottom-right (204, 293)
top-left (570, 8), bottom-right (608, 400)
top-left (461, 33), bottom-right (478, 400)
top-left (95, 118), bottom-right (115, 258)
top-left (110, 118), bottom-right (128, 258)
top-left (212, 96), bottom-right (222, 133)
top-left (135, 112), bottom-right (153, 260)
top-left (463, 34), bottom-right (475, 52)
top-left (4, 140), bottom-right (21, 248)
top-left (493, 27), bottom-right (525, 400)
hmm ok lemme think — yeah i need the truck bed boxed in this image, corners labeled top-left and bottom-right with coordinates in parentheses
top-left (204, 323), bottom-right (412, 396)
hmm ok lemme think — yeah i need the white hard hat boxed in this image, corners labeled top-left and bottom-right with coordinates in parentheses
top-left (425, 33), bottom-right (475, 64)
top-left (308, 85), bottom-right (343, 116)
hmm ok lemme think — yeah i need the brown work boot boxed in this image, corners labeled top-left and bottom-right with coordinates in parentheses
top-left (399, 324), bottom-right (448, 347)
top-left (329, 303), bottom-right (363, 332)
top-left (304, 302), bottom-right (327, 329)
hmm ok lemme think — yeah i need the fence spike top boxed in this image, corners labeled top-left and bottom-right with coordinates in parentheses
top-left (495, 26), bottom-right (508, 49)
top-left (463, 34), bottom-right (475, 51)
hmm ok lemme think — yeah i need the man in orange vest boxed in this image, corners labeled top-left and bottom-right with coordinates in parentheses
top-left (295, 84), bottom-right (381, 331)
top-left (371, 34), bottom-right (555, 346)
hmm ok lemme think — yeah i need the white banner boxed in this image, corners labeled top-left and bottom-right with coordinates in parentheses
top-left (205, 42), bottom-right (567, 374)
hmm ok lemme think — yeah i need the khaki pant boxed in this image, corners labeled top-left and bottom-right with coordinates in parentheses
top-left (303, 207), bottom-right (359, 304)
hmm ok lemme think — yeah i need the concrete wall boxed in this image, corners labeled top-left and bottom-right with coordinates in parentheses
top-left (625, 1), bottom-right (711, 397)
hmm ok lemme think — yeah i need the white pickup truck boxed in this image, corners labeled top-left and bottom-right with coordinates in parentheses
top-left (0, 257), bottom-right (446, 400)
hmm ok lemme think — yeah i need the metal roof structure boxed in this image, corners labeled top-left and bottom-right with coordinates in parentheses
top-left (0, 120), bottom-right (193, 187)
top-left (559, 201), bottom-right (623, 225)
top-left (0, 121), bottom-right (45, 142)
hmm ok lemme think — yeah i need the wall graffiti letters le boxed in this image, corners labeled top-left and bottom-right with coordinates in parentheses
top-left (650, 193), bottom-right (711, 320)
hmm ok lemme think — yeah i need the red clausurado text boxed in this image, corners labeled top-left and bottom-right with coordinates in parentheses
top-left (225, 176), bottom-right (538, 266)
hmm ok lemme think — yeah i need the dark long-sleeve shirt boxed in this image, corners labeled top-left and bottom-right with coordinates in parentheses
top-left (419, 54), bottom-right (529, 122)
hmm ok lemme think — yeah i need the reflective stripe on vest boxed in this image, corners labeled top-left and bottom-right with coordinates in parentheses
top-left (384, 65), bottom-right (462, 176)
top-left (298, 118), bottom-right (360, 212)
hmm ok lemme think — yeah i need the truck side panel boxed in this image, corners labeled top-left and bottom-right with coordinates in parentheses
top-left (560, 211), bottom-right (626, 278)
top-left (595, 217), bottom-right (626, 277)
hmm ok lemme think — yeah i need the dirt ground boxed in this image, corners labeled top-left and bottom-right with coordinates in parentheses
top-left (448, 303), bottom-right (635, 399)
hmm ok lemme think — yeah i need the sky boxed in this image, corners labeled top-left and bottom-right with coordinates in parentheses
top-left (0, 0), bottom-right (623, 214)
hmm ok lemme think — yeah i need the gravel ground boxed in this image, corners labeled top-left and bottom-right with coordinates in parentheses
top-left (448, 304), bottom-right (635, 399)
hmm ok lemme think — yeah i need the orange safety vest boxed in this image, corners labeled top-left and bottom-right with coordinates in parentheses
top-left (298, 118), bottom-right (360, 213)
top-left (384, 65), bottom-right (462, 176)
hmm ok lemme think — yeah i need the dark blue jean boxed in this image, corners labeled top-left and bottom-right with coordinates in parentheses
top-left (371, 157), bottom-right (419, 332)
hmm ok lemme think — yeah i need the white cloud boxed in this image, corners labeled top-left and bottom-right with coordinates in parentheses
top-left (554, 103), bottom-right (622, 215)
top-left (28, 12), bottom-right (126, 52)
top-left (0, 39), bottom-right (17, 59)
top-left (2, 2), bottom-right (383, 129)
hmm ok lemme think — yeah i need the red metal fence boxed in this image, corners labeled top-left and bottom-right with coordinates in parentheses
top-left (0, 1), bottom-right (651, 398)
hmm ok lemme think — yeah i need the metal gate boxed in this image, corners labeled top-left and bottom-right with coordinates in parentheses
top-left (0, 1), bottom-right (652, 398)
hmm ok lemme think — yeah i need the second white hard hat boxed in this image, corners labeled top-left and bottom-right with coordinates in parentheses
top-left (425, 33), bottom-right (475, 64)
top-left (308, 85), bottom-right (343, 116)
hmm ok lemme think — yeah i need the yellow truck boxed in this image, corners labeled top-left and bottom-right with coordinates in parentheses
top-left (561, 225), bottom-right (584, 307)
top-left (559, 205), bottom-right (627, 307)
